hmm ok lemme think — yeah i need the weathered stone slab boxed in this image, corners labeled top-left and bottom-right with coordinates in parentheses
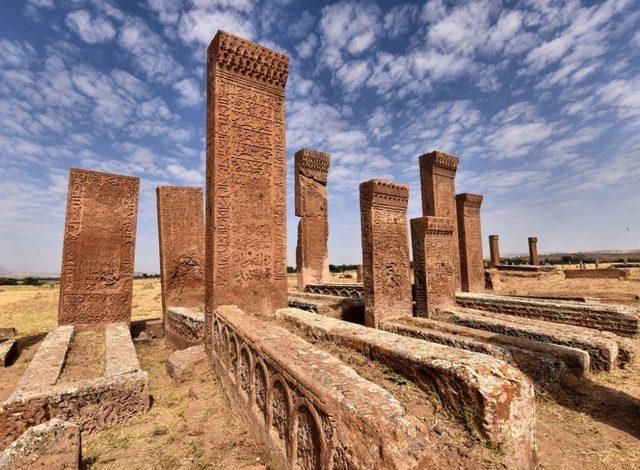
top-left (411, 216), bottom-right (457, 317)
top-left (455, 292), bottom-right (640, 337)
top-left (211, 305), bottom-right (434, 469)
top-left (451, 307), bottom-right (635, 368)
top-left (15, 326), bottom-right (73, 393)
top-left (0, 418), bottom-right (80, 470)
top-left (156, 186), bottom-right (205, 316)
top-left (279, 308), bottom-right (536, 467)
top-left (456, 193), bottom-right (484, 293)
top-left (59, 169), bottom-right (139, 326)
top-left (105, 323), bottom-right (140, 376)
top-left (204, 30), bottom-right (289, 342)
top-left (565, 268), bottom-right (629, 279)
top-left (383, 317), bottom-right (589, 378)
top-left (489, 235), bottom-right (500, 267)
top-left (528, 237), bottom-right (539, 266)
top-left (0, 341), bottom-right (17, 368)
top-left (165, 307), bottom-right (204, 350)
top-left (166, 345), bottom-right (207, 381)
top-left (1, 371), bottom-right (149, 449)
top-left (447, 308), bottom-right (619, 372)
top-left (359, 179), bottom-right (413, 327)
top-left (419, 151), bottom-right (461, 288)
top-left (304, 283), bottom-right (363, 298)
top-left (294, 149), bottom-right (331, 290)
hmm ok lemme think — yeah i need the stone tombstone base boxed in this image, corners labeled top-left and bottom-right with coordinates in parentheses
top-left (208, 305), bottom-right (435, 469)
top-left (0, 324), bottom-right (150, 449)
top-left (455, 292), bottom-right (640, 337)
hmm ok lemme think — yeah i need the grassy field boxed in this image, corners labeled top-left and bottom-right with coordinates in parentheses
top-left (0, 278), bottom-right (162, 337)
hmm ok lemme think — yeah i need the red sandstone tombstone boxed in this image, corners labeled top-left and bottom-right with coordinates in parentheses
top-left (489, 235), bottom-right (500, 267)
top-left (356, 264), bottom-right (363, 283)
top-left (58, 169), bottom-right (139, 326)
top-left (528, 237), bottom-right (539, 266)
top-left (156, 186), bottom-right (205, 318)
top-left (204, 30), bottom-right (289, 339)
top-left (419, 151), bottom-right (461, 289)
top-left (359, 180), bottom-right (412, 328)
top-left (456, 193), bottom-right (484, 293)
top-left (294, 149), bottom-right (331, 290)
top-left (411, 216), bottom-right (457, 317)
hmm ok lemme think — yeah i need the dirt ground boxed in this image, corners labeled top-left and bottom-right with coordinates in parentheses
top-left (1, 276), bottom-right (639, 469)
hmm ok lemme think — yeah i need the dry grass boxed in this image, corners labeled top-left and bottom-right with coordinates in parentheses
top-left (82, 339), bottom-right (269, 469)
top-left (0, 279), bottom-right (163, 337)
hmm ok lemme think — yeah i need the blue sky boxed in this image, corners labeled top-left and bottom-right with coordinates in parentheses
top-left (1, 0), bottom-right (639, 274)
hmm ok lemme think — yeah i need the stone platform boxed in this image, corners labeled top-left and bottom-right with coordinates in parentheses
top-left (0, 323), bottom-right (150, 449)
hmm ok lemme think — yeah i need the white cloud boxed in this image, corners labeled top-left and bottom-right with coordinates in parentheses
top-left (319, 0), bottom-right (382, 69)
top-left (66, 10), bottom-right (117, 44)
top-left (0, 39), bottom-right (35, 68)
top-left (118, 17), bottom-right (184, 83)
top-left (173, 78), bottom-right (201, 107)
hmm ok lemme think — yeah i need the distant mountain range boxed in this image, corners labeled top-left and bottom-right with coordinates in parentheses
top-left (0, 267), bottom-right (157, 279)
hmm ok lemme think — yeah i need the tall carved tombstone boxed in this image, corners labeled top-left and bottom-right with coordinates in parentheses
top-left (59, 169), bottom-right (139, 326)
top-left (204, 30), bottom-right (289, 349)
top-left (456, 193), bottom-right (484, 292)
top-left (528, 237), bottom-right (539, 266)
top-left (419, 151), bottom-right (461, 289)
top-left (359, 180), bottom-right (412, 328)
top-left (411, 216), bottom-right (457, 317)
top-left (294, 148), bottom-right (331, 290)
top-left (489, 235), bottom-right (500, 267)
top-left (156, 186), bottom-right (205, 318)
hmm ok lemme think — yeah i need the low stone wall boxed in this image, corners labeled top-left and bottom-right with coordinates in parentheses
top-left (456, 292), bottom-right (640, 337)
top-left (279, 308), bottom-right (537, 468)
top-left (304, 283), bottom-right (363, 299)
top-left (495, 265), bottom-right (557, 272)
top-left (447, 308), bottom-right (621, 372)
top-left (564, 269), bottom-right (629, 279)
top-left (0, 323), bottom-right (150, 449)
top-left (165, 307), bottom-right (204, 350)
top-left (287, 292), bottom-right (364, 323)
top-left (209, 305), bottom-right (434, 469)
top-left (382, 317), bottom-right (589, 378)
top-left (0, 419), bottom-right (80, 470)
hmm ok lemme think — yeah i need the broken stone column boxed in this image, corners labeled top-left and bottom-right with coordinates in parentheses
top-left (58, 169), bottom-right (139, 326)
top-left (411, 216), bottom-right (457, 317)
top-left (528, 237), bottom-right (539, 266)
top-left (419, 151), bottom-right (461, 289)
top-left (489, 235), bottom-right (500, 267)
top-left (294, 149), bottom-right (331, 290)
top-left (204, 30), bottom-right (289, 352)
top-left (456, 193), bottom-right (484, 292)
top-left (156, 186), bottom-right (205, 320)
top-left (359, 180), bottom-right (412, 328)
